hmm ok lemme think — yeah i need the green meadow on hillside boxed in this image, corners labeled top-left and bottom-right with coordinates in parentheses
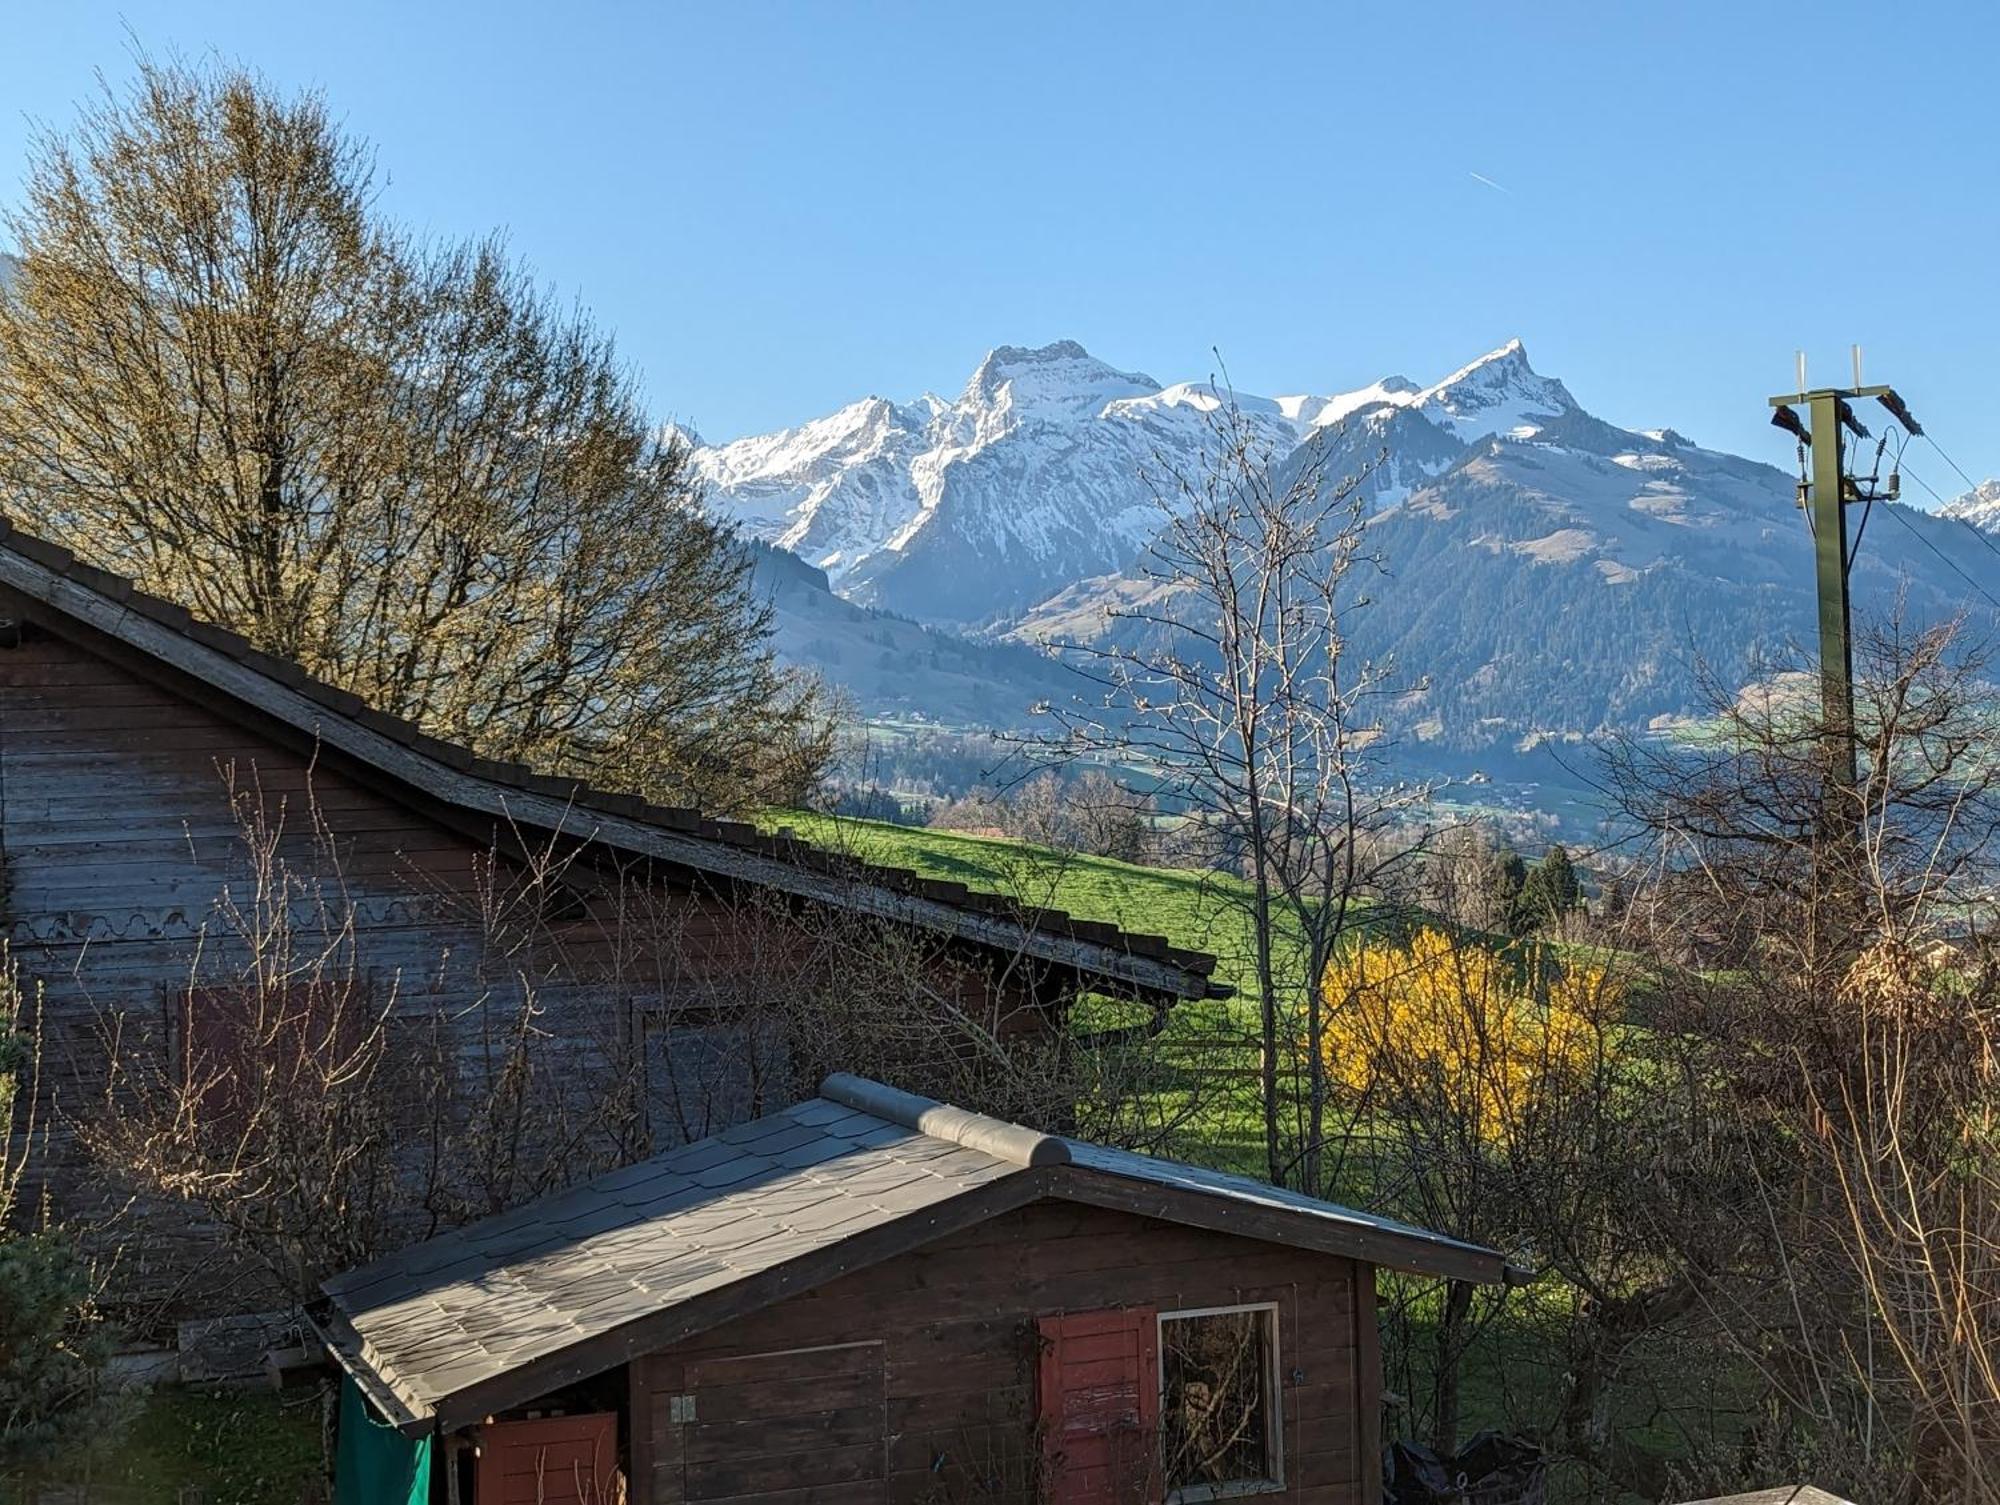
top-left (772, 810), bottom-right (1275, 995)
top-left (770, 810), bottom-right (1303, 1169)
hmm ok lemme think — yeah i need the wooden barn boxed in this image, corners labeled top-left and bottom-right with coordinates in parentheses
top-left (319, 1074), bottom-right (1510, 1505)
top-left (0, 520), bottom-right (1223, 1322)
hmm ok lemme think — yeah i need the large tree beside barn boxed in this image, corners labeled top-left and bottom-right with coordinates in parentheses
top-left (0, 58), bottom-right (828, 812)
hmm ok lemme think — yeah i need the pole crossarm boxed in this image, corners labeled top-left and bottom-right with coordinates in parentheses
top-left (1768, 385), bottom-right (1899, 407)
top-left (1768, 369), bottom-right (1927, 849)
top-left (1767, 384), bottom-right (1874, 795)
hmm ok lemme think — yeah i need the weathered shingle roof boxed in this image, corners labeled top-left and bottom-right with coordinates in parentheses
top-left (0, 519), bottom-right (1223, 1002)
top-left (318, 1074), bottom-right (1510, 1434)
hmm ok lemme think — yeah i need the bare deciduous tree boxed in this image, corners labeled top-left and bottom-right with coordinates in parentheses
top-left (1607, 616), bottom-right (2000, 1503)
top-left (0, 57), bottom-right (829, 811)
top-left (930, 771), bottom-right (1155, 864)
top-left (1037, 386), bottom-right (1424, 1192)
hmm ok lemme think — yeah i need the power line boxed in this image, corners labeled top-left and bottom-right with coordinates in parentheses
top-left (1897, 455), bottom-right (2000, 572)
top-left (1922, 432), bottom-right (1987, 500)
top-left (1766, 377), bottom-right (2000, 789)
top-left (1876, 494), bottom-right (2000, 616)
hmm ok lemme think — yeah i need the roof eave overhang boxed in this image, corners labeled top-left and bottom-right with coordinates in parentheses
top-left (323, 1158), bottom-right (1506, 1433)
top-left (303, 1304), bottom-right (436, 1438)
top-left (0, 541), bottom-right (1215, 1003)
top-left (1050, 1165), bottom-right (1510, 1287)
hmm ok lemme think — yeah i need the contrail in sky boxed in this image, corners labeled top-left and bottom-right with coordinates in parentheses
top-left (1468, 171), bottom-right (1510, 194)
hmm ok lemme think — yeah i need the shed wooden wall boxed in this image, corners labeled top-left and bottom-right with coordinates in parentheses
top-left (627, 1200), bottom-right (1381, 1505)
top-left (0, 603), bottom-right (1046, 1322)
top-left (0, 607), bottom-right (576, 1311)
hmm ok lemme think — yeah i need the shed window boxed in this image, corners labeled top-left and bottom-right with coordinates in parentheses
top-left (1158, 1304), bottom-right (1282, 1500)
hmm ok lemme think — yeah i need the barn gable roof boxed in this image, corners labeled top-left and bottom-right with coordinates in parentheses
top-left (317, 1074), bottom-right (1511, 1435)
top-left (0, 520), bottom-right (1221, 1003)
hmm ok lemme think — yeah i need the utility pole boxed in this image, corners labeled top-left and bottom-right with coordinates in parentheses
top-left (1768, 364), bottom-right (1921, 791)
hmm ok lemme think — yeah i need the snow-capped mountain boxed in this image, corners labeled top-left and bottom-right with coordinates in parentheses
top-left (691, 336), bottom-right (1614, 628)
top-left (693, 339), bottom-right (1414, 625)
top-left (710, 336), bottom-right (2000, 760)
top-left (1942, 478), bottom-right (2000, 532)
top-left (675, 393), bottom-right (945, 581)
top-left (1012, 362), bottom-right (2000, 755)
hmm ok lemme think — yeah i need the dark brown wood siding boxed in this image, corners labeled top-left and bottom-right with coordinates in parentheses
top-left (0, 608), bottom-right (1048, 1320)
top-left (627, 1200), bottom-right (1380, 1505)
top-left (0, 616), bottom-right (489, 1297)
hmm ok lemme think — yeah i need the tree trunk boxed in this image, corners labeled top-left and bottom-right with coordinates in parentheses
top-left (1248, 836), bottom-right (1283, 1190)
top-left (1432, 1277), bottom-right (1474, 1457)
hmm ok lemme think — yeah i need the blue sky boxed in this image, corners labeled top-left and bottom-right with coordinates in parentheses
top-left (4, 2), bottom-right (1999, 489)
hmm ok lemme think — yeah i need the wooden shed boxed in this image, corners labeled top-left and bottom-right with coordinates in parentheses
top-left (0, 519), bottom-right (1223, 1322)
top-left (317, 1075), bottom-right (1510, 1505)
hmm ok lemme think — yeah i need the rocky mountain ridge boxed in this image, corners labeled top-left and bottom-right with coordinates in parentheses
top-left (721, 340), bottom-right (2000, 766)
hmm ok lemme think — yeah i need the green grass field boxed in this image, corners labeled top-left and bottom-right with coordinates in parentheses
top-left (8, 1386), bottom-right (325, 1505)
top-left (769, 810), bottom-right (1314, 1170)
top-left (772, 809), bottom-right (1278, 997)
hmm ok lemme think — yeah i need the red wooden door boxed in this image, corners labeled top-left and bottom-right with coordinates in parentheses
top-left (1037, 1308), bottom-right (1159, 1505)
top-left (476, 1412), bottom-right (620, 1504)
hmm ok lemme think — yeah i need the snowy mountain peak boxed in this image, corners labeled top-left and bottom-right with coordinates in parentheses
top-left (977, 338), bottom-right (1093, 368)
top-left (959, 340), bottom-right (1160, 427)
top-left (1942, 478), bottom-right (2000, 533)
top-left (1294, 376), bottom-right (1424, 430)
top-left (694, 336), bottom-right (1603, 623)
top-left (1103, 379), bottom-right (1297, 427)
top-left (1412, 339), bottom-right (1577, 442)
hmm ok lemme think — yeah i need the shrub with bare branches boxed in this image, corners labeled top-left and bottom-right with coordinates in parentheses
top-left (0, 943), bottom-right (120, 1468)
top-left (1606, 615), bottom-right (2000, 1503)
top-left (81, 773), bottom-right (1201, 1311)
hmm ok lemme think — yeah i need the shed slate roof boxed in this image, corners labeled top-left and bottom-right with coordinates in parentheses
top-left (0, 519), bottom-right (1222, 1003)
top-left (319, 1074), bottom-right (1511, 1435)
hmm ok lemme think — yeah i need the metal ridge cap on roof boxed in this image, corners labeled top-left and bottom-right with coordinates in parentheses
top-left (819, 1073), bottom-right (1070, 1168)
top-left (0, 519), bottom-right (1223, 993)
top-left (820, 1076), bottom-right (1510, 1282)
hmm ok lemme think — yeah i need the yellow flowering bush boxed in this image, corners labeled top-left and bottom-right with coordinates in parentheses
top-left (1320, 927), bottom-right (1617, 1143)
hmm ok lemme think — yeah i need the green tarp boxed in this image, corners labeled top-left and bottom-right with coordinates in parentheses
top-left (334, 1375), bottom-right (431, 1505)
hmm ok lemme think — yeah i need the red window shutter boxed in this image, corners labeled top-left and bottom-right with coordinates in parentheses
top-left (1037, 1307), bottom-right (1160, 1505)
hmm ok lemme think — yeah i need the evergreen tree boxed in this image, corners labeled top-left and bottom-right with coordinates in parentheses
top-left (1512, 844), bottom-right (1582, 933)
top-left (1488, 849), bottom-right (1528, 933)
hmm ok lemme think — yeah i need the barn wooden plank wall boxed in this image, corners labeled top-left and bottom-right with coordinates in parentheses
top-left (0, 609), bottom-right (820, 1317)
top-left (0, 586), bottom-right (1074, 1328)
top-left (0, 616), bottom-right (520, 1308)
